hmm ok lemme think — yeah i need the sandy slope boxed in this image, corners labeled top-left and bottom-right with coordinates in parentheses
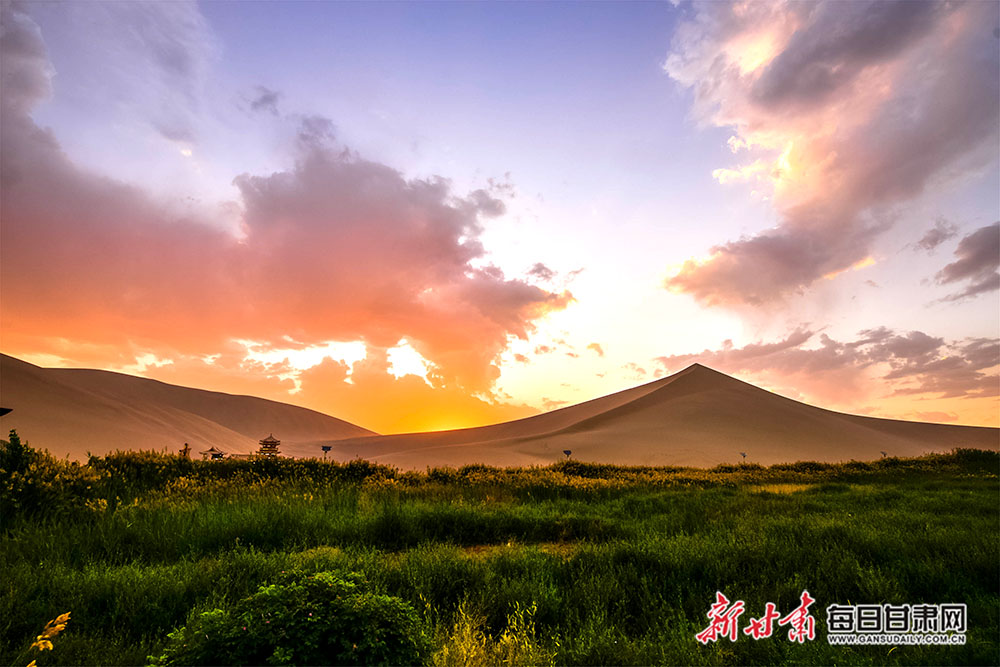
top-left (0, 354), bottom-right (374, 459)
top-left (2, 355), bottom-right (995, 467)
top-left (318, 364), bottom-right (999, 468)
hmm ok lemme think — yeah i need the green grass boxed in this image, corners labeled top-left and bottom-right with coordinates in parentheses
top-left (2, 437), bottom-right (997, 666)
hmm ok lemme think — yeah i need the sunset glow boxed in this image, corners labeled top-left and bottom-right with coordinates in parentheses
top-left (1, 0), bottom-right (997, 433)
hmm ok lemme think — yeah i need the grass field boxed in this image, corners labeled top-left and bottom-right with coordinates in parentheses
top-left (2, 432), bottom-right (997, 666)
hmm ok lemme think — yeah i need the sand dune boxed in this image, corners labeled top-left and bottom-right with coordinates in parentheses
top-left (0, 354), bottom-right (374, 459)
top-left (319, 364), bottom-right (998, 468)
top-left (2, 355), bottom-right (995, 467)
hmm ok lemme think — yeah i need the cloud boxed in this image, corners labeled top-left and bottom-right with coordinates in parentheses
top-left (292, 352), bottom-right (537, 433)
top-left (139, 345), bottom-right (542, 434)
top-left (623, 362), bottom-right (647, 379)
top-left (911, 411), bottom-right (958, 424)
top-left (587, 342), bottom-right (605, 357)
top-left (527, 262), bottom-right (556, 282)
top-left (43, 0), bottom-right (216, 144)
top-left (654, 326), bottom-right (999, 407)
top-left (881, 336), bottom-right (999, 399)
top-left (541, 398), bottom-right (569, 411)
top-left (935, 222), bottom-right (1000, 301)
top-left (749, 2), bottom-right (940, 109)
top-left (144, 348), bottom-right (299, 400)
top-left (529, 336), bottom-right (582, 359)
top-left (0, 3), bottom-right (52, 113)
top-left (664, 1), bottom-right (999, 306)
top-left (468, 188), bottom-right (506, 217)
top-left (914, 218), bottom-right (959, 253)
top-left (250, 85), bottom-right (281, 115)
top-left (666, 228), bottom-right (885, 306)
top-left (0, 3), bottom-right (571, 396)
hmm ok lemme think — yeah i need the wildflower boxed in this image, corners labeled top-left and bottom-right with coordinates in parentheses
top-left (30, 612), bottom-right (70, 652)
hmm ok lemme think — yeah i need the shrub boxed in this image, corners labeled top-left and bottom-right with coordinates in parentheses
top-left (1, 430), bottom-right (103, 521)
top-left (1, 429), bottom-right (36, 475)
top-left (151, 571), bottom-right (431, 666)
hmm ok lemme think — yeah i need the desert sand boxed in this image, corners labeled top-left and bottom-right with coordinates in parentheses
top-left (1, 354), bottom-right (996, 466)
top-left (315, 363), bottom-right (998, 468)
top-left (0, 354), bottom-right (373, 459)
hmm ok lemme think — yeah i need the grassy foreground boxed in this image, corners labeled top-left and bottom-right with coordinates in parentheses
top-left (1, 432), bottom-right (998, 666)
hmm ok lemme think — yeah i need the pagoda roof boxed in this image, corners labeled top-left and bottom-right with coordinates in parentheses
top-left (200, 446), bottom-right (224, 454)
top-left (259, 433), bottom-right (281, 443)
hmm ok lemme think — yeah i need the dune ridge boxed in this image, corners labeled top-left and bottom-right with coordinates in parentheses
top-left (1, 354), bottom-right (995, 467)
top-left (318, 364), bottom-right (998, 468)
top-left (0, 354), bottom-right (374, 459)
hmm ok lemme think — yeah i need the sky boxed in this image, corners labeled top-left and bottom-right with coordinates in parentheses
top-left (1, 0), bottom-right (998, 433)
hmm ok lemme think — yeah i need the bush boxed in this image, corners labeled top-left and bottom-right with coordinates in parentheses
top-left (151, 571), bottom-right (431, 666)
top-left (0, 430), bottom-right (103, 521)
top-left (0, 428), bottom-right (36, 474)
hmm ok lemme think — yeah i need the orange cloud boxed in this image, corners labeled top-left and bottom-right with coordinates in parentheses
top-left (294, 351), bottom-right (538, 434)
top-left (129, 347), bottom-right (540, 434)
top-left (0, 4), bottom-right (570, 397)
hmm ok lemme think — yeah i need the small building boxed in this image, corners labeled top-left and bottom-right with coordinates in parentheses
top-left (200, 446), bottom-right (226, 461)
top-left (258, 434), bottom-right (281, 457)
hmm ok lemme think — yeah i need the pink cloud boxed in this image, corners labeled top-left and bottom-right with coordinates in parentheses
top-left (0, 4), bottom-right (570, 392)
top-left (664, 1), bottom-right (999, 306)
top-left (622, 362), bottom-right (647, 379)
top-left (654, 326), bottom-right (999, 408)
top-left (911, 411), bottom-right (959, 424)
